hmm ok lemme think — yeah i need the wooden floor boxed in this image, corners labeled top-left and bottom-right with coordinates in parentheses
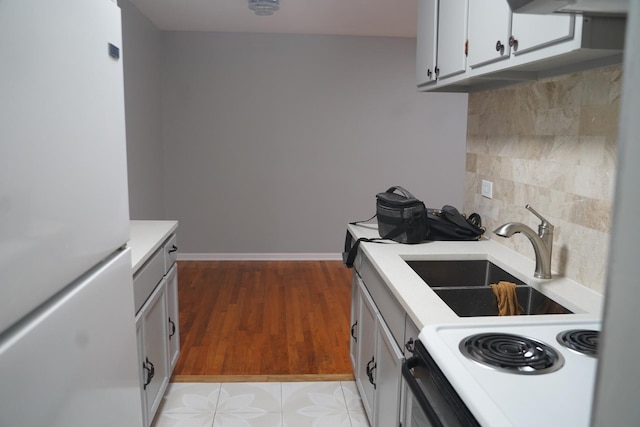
top-left (172, 261), bottom-right (353, 382)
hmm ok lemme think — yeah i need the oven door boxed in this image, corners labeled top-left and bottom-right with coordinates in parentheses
top-left (401, 340), bottom-right (480, 427)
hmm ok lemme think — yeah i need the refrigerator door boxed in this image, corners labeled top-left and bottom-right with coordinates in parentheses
top-left (0, 0), bottom-right (131, 331)
top-left (0, 249), bottom-right (143, 427)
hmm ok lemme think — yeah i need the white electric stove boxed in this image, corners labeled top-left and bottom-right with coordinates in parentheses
top-left (418, 319), bottom-right (601, 427)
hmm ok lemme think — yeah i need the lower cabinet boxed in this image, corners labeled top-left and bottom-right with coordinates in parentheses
top-left (351, 273), bottom-right (404, 427)
top-left (136, 280), bottom-right (170, 427)
top-left (133, 232), bottom-right (180, 427)
top-left (349, 275), bottom-right (359, 375)
top-left (355, 275), bottom-right (377, 419)
top-left (372, 315), bottom-right (404, 427)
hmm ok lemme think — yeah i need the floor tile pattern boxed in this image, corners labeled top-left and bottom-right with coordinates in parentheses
top-left (152, 381), bottom-right (370, 427)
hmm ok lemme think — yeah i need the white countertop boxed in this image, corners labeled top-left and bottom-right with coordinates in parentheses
top-left (128, 220), bottom-right (178, 273)
top-left (348, 223), bottom-right (604, 329)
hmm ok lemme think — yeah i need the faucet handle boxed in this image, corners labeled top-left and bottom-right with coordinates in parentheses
top-left (525, 204), bottom-right (554, 230)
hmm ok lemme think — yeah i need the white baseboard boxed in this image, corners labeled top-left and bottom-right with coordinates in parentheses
top-left (177, 253), bottom-right (343, 261)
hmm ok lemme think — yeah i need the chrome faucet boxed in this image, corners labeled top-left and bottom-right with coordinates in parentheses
top-left (493, 205), bottom-right (554, 279)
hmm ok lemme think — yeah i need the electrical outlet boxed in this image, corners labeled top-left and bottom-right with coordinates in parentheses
top-left (481, 180), bottom-right (493, 199)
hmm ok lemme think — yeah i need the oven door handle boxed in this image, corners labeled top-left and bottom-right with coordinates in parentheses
top-left (402, 356), bottom-right (446, 427)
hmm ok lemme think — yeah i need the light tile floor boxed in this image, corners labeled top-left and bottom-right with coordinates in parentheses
top-left (152, 381), bottom-right (370, 427)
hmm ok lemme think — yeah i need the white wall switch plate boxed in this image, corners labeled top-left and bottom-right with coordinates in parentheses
top-left (481, 180), bottom-right (493, 199)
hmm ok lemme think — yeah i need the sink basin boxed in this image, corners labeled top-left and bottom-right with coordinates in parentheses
top-left (405, 259), bottom-right (573, 316)
top-left (434, 287), bottom-right (572, 317)
top-left (406, 259), bottom-right (526, 287)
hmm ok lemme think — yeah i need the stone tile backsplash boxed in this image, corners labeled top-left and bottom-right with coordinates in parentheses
top-left (464, 64), bottom-right (622, 293)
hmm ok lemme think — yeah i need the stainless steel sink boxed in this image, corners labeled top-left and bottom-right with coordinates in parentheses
top-left (405, 259), bottom-right (572, 317)
top-left (406, 259), bottom-right (526, 287)
top-left (434, 286), bottom-right (572, 317)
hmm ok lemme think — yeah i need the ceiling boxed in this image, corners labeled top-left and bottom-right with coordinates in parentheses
top-left (127, 0), bottom-right (418, 38)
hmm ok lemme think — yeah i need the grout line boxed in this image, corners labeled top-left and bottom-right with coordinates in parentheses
top-left (339, 381), bottom-right (349, 413)
top-left (212, 381), bottom-right (223, 419)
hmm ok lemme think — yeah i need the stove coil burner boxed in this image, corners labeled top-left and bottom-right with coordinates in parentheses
top-left (557, 329), bottom-right (599, 357)
top-left (460, 333), bottom-right (564, 375)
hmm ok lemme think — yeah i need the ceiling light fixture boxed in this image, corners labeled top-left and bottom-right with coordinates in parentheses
top-left (248, 0), bottom-right (280, 16)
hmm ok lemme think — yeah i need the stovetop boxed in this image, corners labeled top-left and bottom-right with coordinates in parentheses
top-left (419, 319), bottom-right (601, 427)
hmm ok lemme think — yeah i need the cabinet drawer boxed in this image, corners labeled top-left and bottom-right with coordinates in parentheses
top-left (359, 257), bottom-right (405, 348)
top-left (133, 248), bottom-right (164, 314)
top-left (163, 234), bottom-right (178, 273)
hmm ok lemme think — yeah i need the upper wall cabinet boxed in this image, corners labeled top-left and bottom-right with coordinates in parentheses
top-left (437, 0), bottom-right (469, 80)
top-left (510, 13), bottom-right (575, 56)
top-left (416, 0), bottom-right (438, 85)
top-left (416, 0), bottom-right (468, 86)
top-left (417, 0), bottom-right (626, 92)
top-left (468, 0), bottom-right (512, 68)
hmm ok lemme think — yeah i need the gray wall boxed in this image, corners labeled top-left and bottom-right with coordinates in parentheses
top-left (161, 32), bottom-right (468, 256)
top-left (120, 0), bottom-right (165, 219)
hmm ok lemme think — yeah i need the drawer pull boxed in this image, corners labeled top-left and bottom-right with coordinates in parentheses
top-left (143, 357), bottom-right (155, 389)
top-left (168, 245), bottom-right (178, 254)
top-left (405, 338), bottom-right (415, 353)
top-left (169, 318), bottom-right (176, 339)
top-left (366, 356), bottom-right (376, 389)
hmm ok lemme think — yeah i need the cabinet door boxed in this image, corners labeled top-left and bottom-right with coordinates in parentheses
top-left (511, 13), bottom-right (575, 55)
top-left (141, 280), bottom-right (169, 427)
top-left (416, 0), bottom-right (438, 85)
top-left (166, 264), bottom-right (180, 371)
top-left (468, 0), bottom-right (512, 68)
top-left (355, 278), bottom-right (378, 422)
top-left (349, 273), bottom-right (359, 371)
top-left (436, 0), bottom-right (468, 79)
top-left (373, 314), bottom-right (404, 427)
top-left (135, 314), bottom-right (148, 427)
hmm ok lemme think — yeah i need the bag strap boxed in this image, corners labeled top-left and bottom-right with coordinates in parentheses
top-left (468, 212), bottom-right (482, 228)
top-left (380, 221), bottom-right (412, 240)
top-left (343, 222), bottom-right (410, 268)
top-left (343, 232), bottom-right (381, 268)
top-left (386, 186), bottom-right (415, 199)
top-left (343, 236), bottom-right (371, 268)
top-left (349, 213), bottom-right (377, 227)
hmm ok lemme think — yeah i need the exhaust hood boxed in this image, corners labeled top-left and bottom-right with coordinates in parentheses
top-left (507, 0), bottom-right (627, 16)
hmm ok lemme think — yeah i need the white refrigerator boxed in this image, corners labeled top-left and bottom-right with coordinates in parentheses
top-left (0, 0), bottom-right (143, 425)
